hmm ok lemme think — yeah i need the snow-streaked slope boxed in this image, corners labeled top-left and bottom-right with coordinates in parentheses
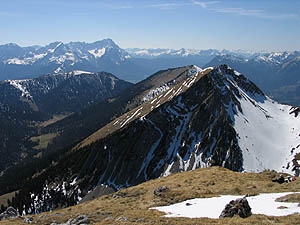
top-left (210, 66), bottom-right (300, 174)
top-left (153, 192), bottom-right (300, 219)
top-left (234, 96), bottom-right (300, 173)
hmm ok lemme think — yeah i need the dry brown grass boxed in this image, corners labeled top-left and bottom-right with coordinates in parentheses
top-left (0, 191), bottom-right (17, 207)
top-left (3, 167), bottom-right (300, 225)
top-left (39, 114), bottom-right (71, 128)
top-left (75, 68), bottom-right (212, 149)
top-left (30, 133), bottom-right (58, 150)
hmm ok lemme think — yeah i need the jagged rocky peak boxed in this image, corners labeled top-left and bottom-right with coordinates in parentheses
top-left (210, 64), bottom-right (265, 97)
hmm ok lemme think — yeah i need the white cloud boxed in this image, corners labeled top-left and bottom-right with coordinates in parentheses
top-left (191, 0), bottom-right (220, 8)
top-left (146, 3), bottom-right (185, 9)
top-left (211, 7), bottom-right (297, 19)
top-left (190, 1), bottom-right (298, 20)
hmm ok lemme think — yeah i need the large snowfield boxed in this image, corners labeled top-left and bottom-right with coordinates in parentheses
top-left (234, 94), bottom-right (300, 174)
top-left (153, 192), bottom-right (300, 219)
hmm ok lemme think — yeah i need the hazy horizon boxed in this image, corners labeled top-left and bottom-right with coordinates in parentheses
top-left (1, 0), bottom-right (299, 51)
top-left (2, 39), bottom-right (299, 53)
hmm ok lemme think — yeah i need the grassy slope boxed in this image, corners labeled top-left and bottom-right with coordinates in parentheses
top-left (0, 191), bottom-right (17, 207)
top-left (74, 67), bottom-right (211, 149)
top-left (3, 167), bottom-right (300, 224)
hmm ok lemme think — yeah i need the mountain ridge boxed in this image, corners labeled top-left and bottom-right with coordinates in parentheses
top-left (3, 64), bottom-right (300, 216)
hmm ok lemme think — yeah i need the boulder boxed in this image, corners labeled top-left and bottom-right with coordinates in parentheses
top-left (219, 196), bottom-right (252, 218)
top-left (24, 217), bottom-right (34, 223)
top-left (154, 186), bottom-right (169, 196)
top-left (0, 206), bottom-right (19, 221)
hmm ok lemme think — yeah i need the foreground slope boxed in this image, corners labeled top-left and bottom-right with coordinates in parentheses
top-left (2, 167), bottom-right (300, 225)
top-left (3, 65), bottom-right (300, 215)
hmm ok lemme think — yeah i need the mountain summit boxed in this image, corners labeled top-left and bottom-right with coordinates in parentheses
top-left (0, 39), bottom-right (140, 81)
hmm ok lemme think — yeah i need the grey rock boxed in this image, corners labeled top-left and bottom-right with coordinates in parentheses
top-left (219, 196), bottom-right (252, 218)
top-left (0, 206), bottom-right (19, 221)
top-left (154, 186), bottom-right (169, 196)
top-left (53, 215), bottom-right (90, 225)
top-left (136, 218), bottom-right (145, 222)
top-left (80, 185), bottom-right (115, 204)
top-left (117, 217), bottom-right (129, 221)
top-left (24, 217), bottom-right (34, 223)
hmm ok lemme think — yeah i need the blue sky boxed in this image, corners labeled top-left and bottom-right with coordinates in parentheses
top-left (0, 0), bottom-right (299, 51)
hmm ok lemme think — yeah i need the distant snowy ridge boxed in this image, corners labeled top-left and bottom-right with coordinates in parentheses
top-left (2, 39), bottom-right (130, 66)
top-left (126, 48), bottom-right (271, 59)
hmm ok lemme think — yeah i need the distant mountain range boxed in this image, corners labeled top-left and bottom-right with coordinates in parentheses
top-left (205, 52), bottom-right (300, 106)
top-left (2, 65), bottom-right (300, 215)
top-left (1, 40), bottom-right (299, 102)
top-left (126, 48), bottom-right (261, 59)
top-left (2, 39), bottom-right (292, 84)
top-left (0, 39), bottom-right (145, 82)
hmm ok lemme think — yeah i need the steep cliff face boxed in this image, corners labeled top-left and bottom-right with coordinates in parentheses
top-left (6, 65), bottom-right (300, 215)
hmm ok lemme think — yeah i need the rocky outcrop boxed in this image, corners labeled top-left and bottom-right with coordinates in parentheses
top-left (79, 185), bottom-right (115, 203)
top-left (219, 196), bottom-right (252, 218)
top-left (154, 186), bottom-right (169, 196)
top-left (51, 215), bottom-right (89, 225)
top-left (0, 206), bottom-right (19, 221)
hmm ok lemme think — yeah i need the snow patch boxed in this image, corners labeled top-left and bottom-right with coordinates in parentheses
top-left (8, 80), bottom-right (32, 98)
top-left (153, 192), bottom-right (300, 218)
top-left (70, 70), bottom-right (93, 75)
top-left (188, 65), bottom-right (202, 77)
top-left (88, 48), bottom-right (106, 58)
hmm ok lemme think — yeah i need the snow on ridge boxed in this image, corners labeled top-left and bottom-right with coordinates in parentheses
top-left (88, 48), bottom-right (106, 58)
top-left (188, 65), bottom-right (202, 77)
top-left (142, 83), bottom-right (171, 103)
top-left (48, 42), bottom-right (63, 53)
top-left (5, 52), bottom-right (48, 65)
top-left (153, 192), bottom-right (300, 219)
top-left (70, 70), bottom-right (93, 75)
top-left (8, 80), bottom-right (32, 98)
top-left (6, 58), bottom-right (28, 65)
